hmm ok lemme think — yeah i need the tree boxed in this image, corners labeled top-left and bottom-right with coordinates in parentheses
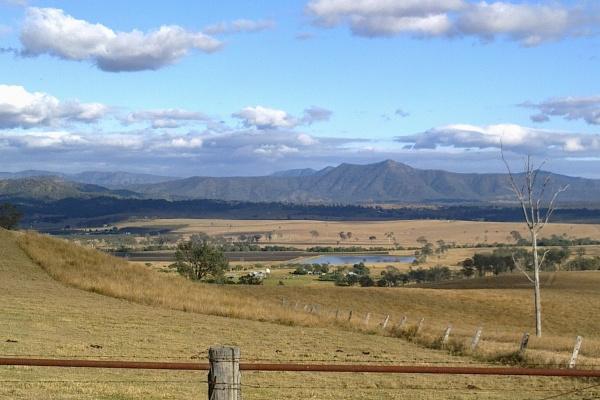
top-left (0, 203), bottom-right (22, 230)
top-left (309, 230), bottom-right (319, 242)
top-left (174, 239), bottom-right (228, 281)
top-left (384, 232), bottom-right (395, 247)
top-left (502, 150), bottom-right (568, 337)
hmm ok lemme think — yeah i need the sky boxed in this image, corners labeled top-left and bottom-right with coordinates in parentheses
top-left (1, 0), bottom-right (600, 178)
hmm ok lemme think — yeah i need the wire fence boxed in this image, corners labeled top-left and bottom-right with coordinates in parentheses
top-left (2, 354), bottom-right (600, 399)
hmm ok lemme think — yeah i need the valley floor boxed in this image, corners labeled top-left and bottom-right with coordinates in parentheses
top-left (1, 229), bottom-right (599, 399)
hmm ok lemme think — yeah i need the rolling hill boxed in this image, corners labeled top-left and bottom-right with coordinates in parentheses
top-left (132, 160), bottom-right (600, 204)
top-left (0, 177), bottom-right (140, 201)
top-left (0, 170), bottom-right (174, 188)
top-left (3, 160), bottom-right (600, 205)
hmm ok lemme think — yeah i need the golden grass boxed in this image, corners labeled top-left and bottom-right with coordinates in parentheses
top-left (7, 229), bottom-right (600, 399)
top-left (13, 230), bottom-right (600, 370)
top-left (116, 218), bottom-right (600, 248)
top-left (15, 230), bottom-right (323, 327)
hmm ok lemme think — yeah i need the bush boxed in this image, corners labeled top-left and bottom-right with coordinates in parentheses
top-left (358, 275), bottom-right (375, 287)
top-left (238, 274), bottom-right (263, 285)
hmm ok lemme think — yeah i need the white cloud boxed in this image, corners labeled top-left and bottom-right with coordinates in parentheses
top-left (521, 96), bottom-right (600, 125)
top-left (253, 144), bottom-right (299, 158)
top-left (397, 123), bottom-right (600, 155)
top-left (124, 109), bottom-right (210, 129)
top-left (457, 2), bottom-right (580, 46)
top-left (20, 7), bottom-right (222, 72)
top-left (233, 106), bottom-right (297, 129)
top-left (233, 105), bottom-right (332, 130)
top-left (167, 136), bottom-right (203, 149)
top-left (307, 0), bottom-right (463, 37)
top-left (297, 133), bottom-right (318, 145)
top-left (3, 130), bottom-right (86, 149)
top-left (203, 19), bottom-right (275, 35)
top-left (307, 0), bottom-right (598, 45)
top-left (0, 84), bottom-right (107, 128)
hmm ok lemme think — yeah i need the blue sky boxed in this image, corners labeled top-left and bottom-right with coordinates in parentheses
top-left (1, 0), bottom-right (600, 177)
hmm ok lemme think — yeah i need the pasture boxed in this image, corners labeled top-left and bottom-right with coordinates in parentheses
top-left (115, 218), bottom-right (600, 248)
top-left (2, 228), bottom-right (600, 398)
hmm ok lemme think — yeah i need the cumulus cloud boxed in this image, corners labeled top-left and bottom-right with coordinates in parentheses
top-left (123, 109), bottom-right (210, 129)
top-left (203, 19), bottom-right (275, 35)
top-left (233, 106), bottom-right (297, 129)
top-left (307, 0), bottom-right (598, 45)
top-left (20, 7), bottom-right (222, 72)
top-left (307, 0), bottom-right (462, 37)
top-left (0, 84), bottom-right (107, 129)
top-left (233, 105), bottom-right (332, 130)
top-left (521, 96), bottom-right (600, 125)
top-left (397, 123), bottom-right (600, 155)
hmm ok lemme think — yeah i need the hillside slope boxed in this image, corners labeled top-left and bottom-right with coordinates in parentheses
top-left (1, 228), bottom-right (542, 400)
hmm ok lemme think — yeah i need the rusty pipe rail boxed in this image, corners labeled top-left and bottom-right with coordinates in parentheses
top-left (2, 357), bottom-right (600, 377)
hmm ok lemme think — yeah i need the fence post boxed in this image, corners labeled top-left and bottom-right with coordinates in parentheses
top-left (416, 318), bottom-right (425, 335)
top-left (471, 327), bottom-right (483, 351)
top-left (381, 315), bottom-right (390, 329)
top-left (519, 333), bottom-right (530, 356)
top-left (335, 309), bottom-right (340, 320)
top-left (208, 346), bottom-right (241, 400)
top-left (398, 316), bottom-right (407, 330)
top-left (442, 325), bottom-right (452, 344)
top-left (569, 336), bottom-right (583, 369)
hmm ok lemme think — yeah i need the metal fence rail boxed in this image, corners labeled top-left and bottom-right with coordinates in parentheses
top-left (2, 357), bottom-right (600, 377)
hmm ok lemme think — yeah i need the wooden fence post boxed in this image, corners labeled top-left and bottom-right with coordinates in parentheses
top-left (364, 313), bottom-right (371, 326)
top-left (471, 327), bottom-right (483, 351)
top-left (335, 309), bottom-right (340, 320)
top-left (416, 318), bottom-right (425, 335)
top-left (519, 333), bottom-right (530, 356)
top-left (569, 336), bottom-right (583, 369)
top-left (348, 310), bottom-right (353, 322)
top-left (208, 346), bottom-right (241, 400)
top-left (398, 316), bottom-right (407, 330)
top-left (381, 315), bottom-right (390, 329)
top-left (442, 325), bottom-right (452, 344)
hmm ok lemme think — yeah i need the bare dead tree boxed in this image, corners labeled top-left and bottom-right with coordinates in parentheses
top-left (501, 148), bottom-right (568, 337)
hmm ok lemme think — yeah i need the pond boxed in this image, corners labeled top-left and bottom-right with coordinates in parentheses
top-left (296, 254), bottom-right (415, 265)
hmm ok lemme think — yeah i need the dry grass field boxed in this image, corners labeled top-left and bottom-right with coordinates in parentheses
top-left (116, 218), bottom-right (600, 248)
top-left (2, 228), bottom-right (600, 399)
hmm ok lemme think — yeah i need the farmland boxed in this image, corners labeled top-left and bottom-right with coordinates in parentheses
top-left (114, 218), bottom-right (600, 248)
top-left (1, 228), bottom-right (600, 399)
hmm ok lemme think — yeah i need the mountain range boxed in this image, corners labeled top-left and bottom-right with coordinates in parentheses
top-left (0, 170), bottom-right (174, 188)
top-left (1, 160), bottom-right (600, 205)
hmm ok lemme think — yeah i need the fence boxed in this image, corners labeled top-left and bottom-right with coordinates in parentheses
top-left (279, 297), bottom-right (589, 368)
top-left (2, 346), bottom-right (600, 399)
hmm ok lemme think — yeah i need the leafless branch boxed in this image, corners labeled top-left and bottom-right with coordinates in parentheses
top-left (512, 253), bottom-right (534, 284)
top-left (501, 145), bottom-right (532, 228)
